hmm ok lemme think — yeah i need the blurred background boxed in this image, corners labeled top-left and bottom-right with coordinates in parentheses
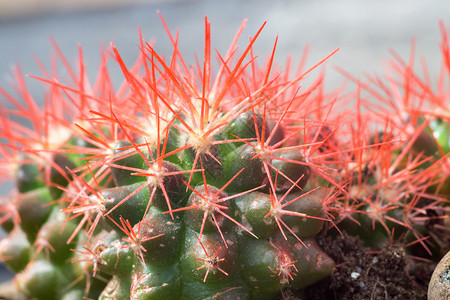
top-left (1, 0), bottom-right (450, 282)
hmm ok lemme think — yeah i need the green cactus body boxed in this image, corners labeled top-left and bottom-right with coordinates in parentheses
top-left (0, 16), bottom-right (448, 300)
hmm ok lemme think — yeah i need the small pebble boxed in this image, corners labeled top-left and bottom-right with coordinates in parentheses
top-left (428, 251), bottom-right (450, 300)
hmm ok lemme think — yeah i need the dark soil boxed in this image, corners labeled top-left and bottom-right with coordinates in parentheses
top-left (303, 232), bottom-right (432, 300)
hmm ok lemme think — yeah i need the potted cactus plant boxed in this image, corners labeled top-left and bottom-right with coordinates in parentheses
top-left (0, 15), bottom-right (448, 299)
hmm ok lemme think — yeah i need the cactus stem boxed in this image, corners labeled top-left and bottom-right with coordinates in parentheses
top-left (263, 174), bottom-right (326, 247)
top-left (0, 193), bottom-right (21, 231)
top-left (166, 165), bottom-right (259, 245)
top-left (116, 216), bottom-right (164, 263)
top-left (71, 245), bottom-right (106, 277)
top-left (195, 235), bottom-right (228, 282)
top-left (105, 181), bottom-right (150, 217)
top-left (265, 183), bottom-right (327, 222)
top-left (33, 237), bottom-right (55, 260)
top-left (62, 168), bottom-right (108, 244)
top-left (268, 251), bottom-right (298, 285)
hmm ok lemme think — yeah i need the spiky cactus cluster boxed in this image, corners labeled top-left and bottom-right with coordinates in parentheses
top-left (0, 16), bottom-right (449, 299)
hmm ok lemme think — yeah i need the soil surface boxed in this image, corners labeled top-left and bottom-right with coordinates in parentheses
top-left (302, 232), bottom-right (432, 300)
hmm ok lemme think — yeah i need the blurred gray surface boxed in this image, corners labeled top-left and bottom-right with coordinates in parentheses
top-left (1, 0), bottom-right (450, 101)
top-left (0, 0), bottom-right (449, 282)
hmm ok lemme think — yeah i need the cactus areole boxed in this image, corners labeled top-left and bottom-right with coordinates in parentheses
top-left (0, 15), bottom-right (449, 300)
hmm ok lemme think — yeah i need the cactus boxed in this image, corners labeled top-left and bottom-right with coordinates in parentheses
top-left (0, 15), bottom-right (449, 299)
